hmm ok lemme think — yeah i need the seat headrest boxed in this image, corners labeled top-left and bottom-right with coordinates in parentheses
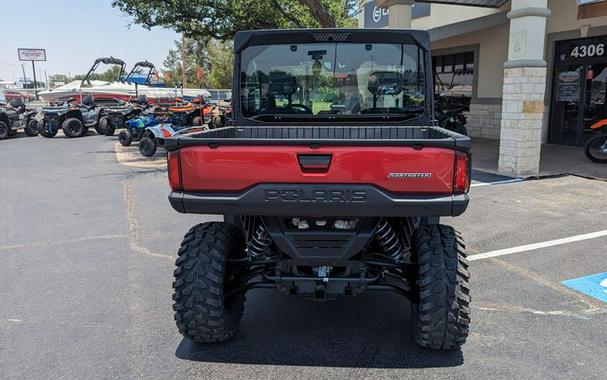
top-left (9, 98), bottom-right (24, 107)
top-left (82, 95), bottom-right (95, 106)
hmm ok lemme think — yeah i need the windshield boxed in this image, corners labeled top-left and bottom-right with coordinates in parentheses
top-left (240, 42), bottom-right (426, 120)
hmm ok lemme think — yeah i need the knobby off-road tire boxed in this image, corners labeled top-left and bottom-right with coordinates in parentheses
top-left (411, 224), bottom-right (470, 350)
top-left (118, 130), bottom-right (132, 146)
top-left (97, 116), bottom-right (117, 136)
top-left (0, 121), bottom-right (9, 139)
top-left (138, 136), bottom-right (157, 157)
top-left (24, 119), bottom-right (39, 137)
top-left (62, 118), bottom-right (85, 138)
top-left (173, 222), bottom-right (247, 343)
top-left (39, 123), bottom-right (58, 138)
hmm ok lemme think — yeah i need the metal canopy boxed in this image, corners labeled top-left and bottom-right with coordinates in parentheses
top-left (418, 0), bottom-right (508, 7)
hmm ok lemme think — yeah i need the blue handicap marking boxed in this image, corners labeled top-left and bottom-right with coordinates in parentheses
top-left (562, 272), bottom-right (607, 304)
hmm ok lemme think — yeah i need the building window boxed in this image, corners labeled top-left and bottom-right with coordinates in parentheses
top-left (433, 51), bottom-right (474, 109)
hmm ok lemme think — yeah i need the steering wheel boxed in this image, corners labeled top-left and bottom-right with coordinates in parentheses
top-left (285, 103), bottom-right (313, 114)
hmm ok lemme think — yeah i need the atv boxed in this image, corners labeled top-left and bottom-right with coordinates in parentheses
top-left (165, 98), bottom-right (210, 127)
top-left (208, 99), bottom-right (232, 129)
top-left (97, 95), bottom-right (150, 136)
top-left (138, 123), bottom-right (205, 157)
top-left (165, 29), bottom-right (472, 351)
top-left (39, 95), bottom-right (102, 138)
top-left (0, 98), bottom-right (39, 139)
top-left (117, 113), bottom-right (161, 147)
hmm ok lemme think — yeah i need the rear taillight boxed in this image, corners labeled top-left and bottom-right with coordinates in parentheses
top-left (167, 151), bottom-right (182, 191)
top-left (454, 151), bottom-right (470, 194)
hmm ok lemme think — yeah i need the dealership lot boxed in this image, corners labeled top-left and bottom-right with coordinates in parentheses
top-left (1, 133), bottom-right (606, 379)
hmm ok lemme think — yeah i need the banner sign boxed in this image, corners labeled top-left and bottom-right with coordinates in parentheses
top-left (557, 70), bottom-right (582, 102)
top-left (18, 48), bottom-right (46, 62)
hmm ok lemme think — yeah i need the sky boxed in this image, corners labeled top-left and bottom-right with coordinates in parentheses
top-left (0, 0), bottom-right (180, 83)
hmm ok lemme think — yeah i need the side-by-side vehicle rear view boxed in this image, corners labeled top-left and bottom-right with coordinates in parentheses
top-left (165, 29), bottom-right (471, 350)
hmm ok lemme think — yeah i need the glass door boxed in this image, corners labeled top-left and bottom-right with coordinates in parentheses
top-left (550, 64), bottom-right (607, 145)
top-left (582, 64), bottom-right (607, 142)
top-left (549, 65), bottom-right (584, 145)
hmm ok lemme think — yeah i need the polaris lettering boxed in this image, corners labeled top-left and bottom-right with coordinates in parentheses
top-left (264, 189), bottom-right (367, 203)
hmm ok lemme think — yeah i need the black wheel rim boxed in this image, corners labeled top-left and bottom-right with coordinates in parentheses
top-left (0, 123), bottom-right (8, 137)
top-left (589, 135), bottom-right (607, 160)
top-left (141, 140), bottom-right (154, 155)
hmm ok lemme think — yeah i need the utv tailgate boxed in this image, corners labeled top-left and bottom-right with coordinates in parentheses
top-left (167, 126), bottom-right (470, 217)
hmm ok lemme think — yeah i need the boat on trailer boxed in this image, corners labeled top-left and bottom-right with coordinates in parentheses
top-left (39, 57), bottom-right (210, 105)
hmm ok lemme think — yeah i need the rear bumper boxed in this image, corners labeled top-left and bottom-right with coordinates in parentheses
top-left (169, 184), bottom-right (468, 217)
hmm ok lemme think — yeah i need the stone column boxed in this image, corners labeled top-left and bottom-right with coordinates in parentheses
top-left (498, 0), bottom-right (551, 177)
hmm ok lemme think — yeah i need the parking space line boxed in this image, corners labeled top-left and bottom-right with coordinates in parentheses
top-left (123, 182), bottom-right (174, 263)
top-left (470, 178), bottom-right (524, 187)
top-left (0, 234), bottom-right (128, 251)
top-left (469, 229), bottom-right (607, 261)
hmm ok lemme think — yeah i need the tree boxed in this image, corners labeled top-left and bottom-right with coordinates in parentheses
top-left (162, 38), bottom-right (234, 89)
top-left (162, 38), bottom-right (208, 88)
top-left (111, 0), bottom-right (358, 41)
top-left (205, 40), bottom-right (233, 89)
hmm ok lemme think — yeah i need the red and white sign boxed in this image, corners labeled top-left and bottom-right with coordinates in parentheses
top-left (18, 48), bottom-right (46, 61)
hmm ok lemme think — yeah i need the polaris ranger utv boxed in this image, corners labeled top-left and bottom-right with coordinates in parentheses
top-left (165, 29), bottom-right (471, 350)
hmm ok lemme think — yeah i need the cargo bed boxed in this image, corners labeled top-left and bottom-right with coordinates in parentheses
top-left (166, 125), bottom-right (471, 218)
top-left (164, 125), bottom-right (471, 151)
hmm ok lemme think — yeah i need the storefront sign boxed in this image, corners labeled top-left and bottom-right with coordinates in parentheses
top-left (557, 70), bottom-right (581, 102)
top-left (364, 1), bottom-right (389, 28)
top-left (17, 48), bottom-right (46, 62)
top-left (556, 37), bottom-right (607, 63)
top-left (363, 1), bottom-right (430, 28)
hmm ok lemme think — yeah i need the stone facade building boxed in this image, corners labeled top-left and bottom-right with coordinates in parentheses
top-left (360, 0), bottom-right (607, 176)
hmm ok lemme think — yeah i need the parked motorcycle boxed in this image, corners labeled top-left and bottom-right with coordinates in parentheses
top-left (0, 98), bottom-right (39, 139)
top-left (435, 102), bottom-right (468, 136)
top-left (585, 119), bottom-right (607, 163)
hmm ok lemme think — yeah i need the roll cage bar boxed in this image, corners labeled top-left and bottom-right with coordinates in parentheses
top-left (124, 61), bottom-right (158, 86)
top-left (80, 57), bottom-right (126, 87)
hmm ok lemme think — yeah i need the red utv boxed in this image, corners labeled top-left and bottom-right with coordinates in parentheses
top-left (165, 29), bottom-right (471, 350)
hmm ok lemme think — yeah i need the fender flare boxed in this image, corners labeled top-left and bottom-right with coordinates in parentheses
top-left (590, 118), bottom-right (607, 130)
top-left (145, 126), bottom-right (164, 139)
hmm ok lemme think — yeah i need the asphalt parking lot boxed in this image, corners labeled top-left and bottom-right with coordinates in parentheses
top-left (1, 132), bottom-right (606, 379)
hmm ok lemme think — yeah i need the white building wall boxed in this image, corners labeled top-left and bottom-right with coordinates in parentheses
top-left (546, 0), bottom-right (607, 34)
top-left (412, 4), bottom-right (501, 30)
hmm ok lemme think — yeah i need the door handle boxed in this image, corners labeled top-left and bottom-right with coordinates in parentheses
top-left (297, 154), bottom-right (332, 172)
